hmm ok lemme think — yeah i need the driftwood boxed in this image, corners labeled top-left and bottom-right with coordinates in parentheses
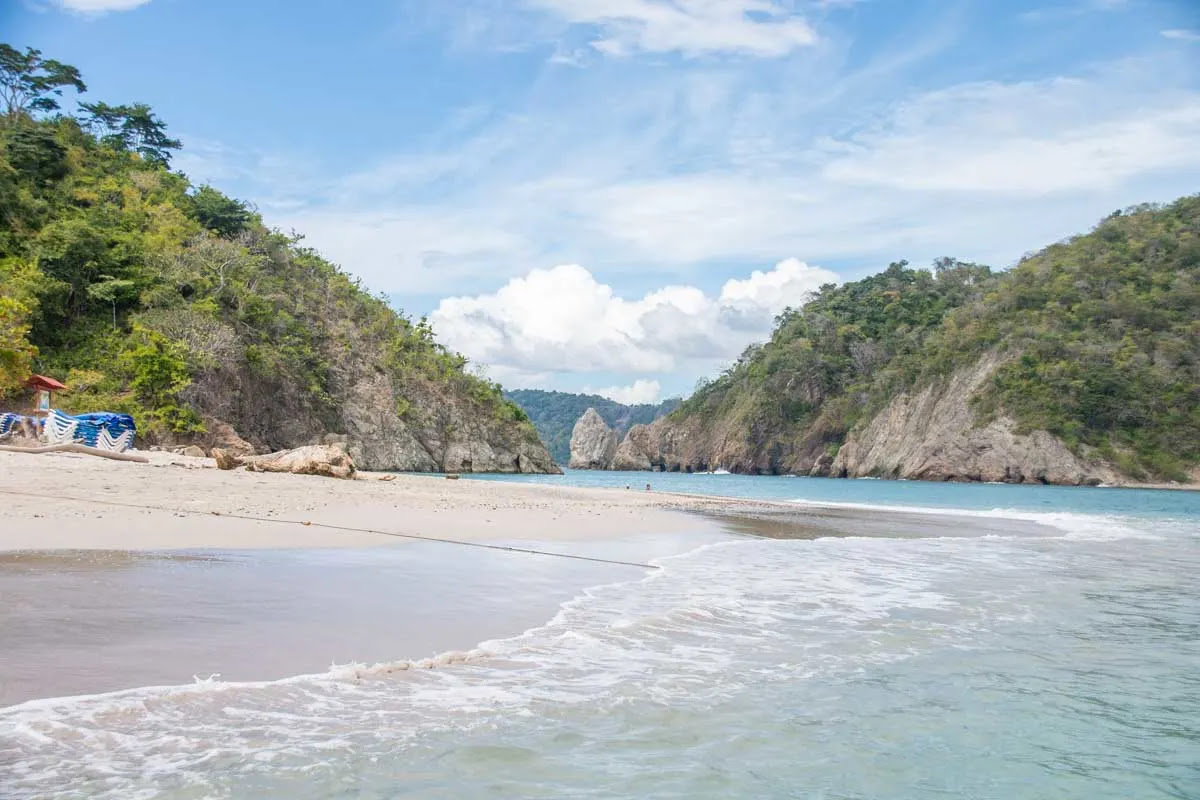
top-left (213, 444), bottom-right (355, 479)
top-left (0, 442), bottom-right (150, 463)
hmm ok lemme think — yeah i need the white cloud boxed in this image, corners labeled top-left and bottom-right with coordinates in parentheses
top-left (54, 0), bottom-right (152, 12)
top-left (430, 258), bottom-right (837, 378)
top-left (1161, 29), bottom-right (1200, 43)
top-left (586, 379), bottom-right (662, 405)
top-left (529, 0), bottom-right (817, 57)
top-left (210, 55), bottom-right (1200, 301)
top-left (822, 80), bottom-right (1200, 194)
top-left (1018, 0), bottom-right (1127, 23)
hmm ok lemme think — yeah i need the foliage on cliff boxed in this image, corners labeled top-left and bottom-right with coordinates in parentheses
top-left (672, 198), bottom-right (1199, 481)
top-left (506, 389), bottom-right (680, 464)
top-left (0, 45), bottom-right (532, 452)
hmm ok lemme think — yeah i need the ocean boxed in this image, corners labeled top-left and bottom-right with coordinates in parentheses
top-left (2, 473), bottom-right (1197, 799)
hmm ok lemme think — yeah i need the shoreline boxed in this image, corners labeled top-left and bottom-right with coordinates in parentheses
top-left (0, 450), bottom-right (1074, 553)
top-left (0, 447), bottom-right (1156, 708)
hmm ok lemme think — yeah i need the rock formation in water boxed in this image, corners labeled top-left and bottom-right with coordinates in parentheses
top-left (504, 389), bottom-right (681, 464)
top-left (610, 424), bottom-right (655, 471)
top-left (568, 408), bottom-right (620, 469)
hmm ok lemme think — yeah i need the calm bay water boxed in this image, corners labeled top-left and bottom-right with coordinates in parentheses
top-left (1, 475), bottom-right (1198, 799)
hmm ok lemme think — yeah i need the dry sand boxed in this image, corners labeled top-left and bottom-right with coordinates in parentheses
top-left (0, 450), bottom-right (734, 551)
top-left (0, 449), bottom-right (1060, 552)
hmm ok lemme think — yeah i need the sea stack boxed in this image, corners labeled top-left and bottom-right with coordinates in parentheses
top-left (568, 408), bottom-right (619, 469)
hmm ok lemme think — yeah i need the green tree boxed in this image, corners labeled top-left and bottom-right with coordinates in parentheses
top-left (0, 44), bottom-right (86, 118)
top-left (0, 295), bottom-right (35, 394)
top-left (121, 326), bottom-right (201, 432)
top-left (187, 185), bottom-right (253, 237)
top-left (78, 101), bottom-right (181, 165)
top-left (86, 275), bottom-right (137, 329)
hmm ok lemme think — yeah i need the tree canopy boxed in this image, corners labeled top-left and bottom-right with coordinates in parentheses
top-left (0, 44), bottom-right (530, 446)
top-left (672, 201), bottom-right (1199, 481)
top-left (0, 44), bottom-right (86, 117)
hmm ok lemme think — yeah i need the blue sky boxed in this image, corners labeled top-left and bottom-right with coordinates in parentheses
top-left (8, 0), bottom-right (1200, 403)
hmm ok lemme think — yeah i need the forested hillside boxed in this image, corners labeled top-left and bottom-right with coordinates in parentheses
top-left (638, 198), bottom-right (1199, 483)
top-left (505, 389), bottom-right (680, 464)
top-left (0, 45), bottom-right (555, 472)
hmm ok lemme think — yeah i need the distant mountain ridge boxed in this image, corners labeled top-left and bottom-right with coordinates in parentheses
top-left (505, 389), bottom-right (681, 465)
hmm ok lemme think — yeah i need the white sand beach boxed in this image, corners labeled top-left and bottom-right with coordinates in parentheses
top-left (0, 450), bottom-right (734, 551)
top-left (0, 449), bottom-right (1063, 552)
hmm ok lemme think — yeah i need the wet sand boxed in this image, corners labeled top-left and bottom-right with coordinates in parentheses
top-left (706, 504), bottom-right (1054, 540)
top-left (0, 449), bottom-right (1059, 706)
top-left (0, 532), bottom-right (729, 707)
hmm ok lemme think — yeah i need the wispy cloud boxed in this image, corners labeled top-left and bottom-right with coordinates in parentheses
top-left (1161, 29), bottom-right (1200, 42)
top-left (190, 54), bottom-right (1200, 300)
top-left (52, 0), bottom-right (152, 12)
top-left (1018, 0), bottom-right (1127, 24)
top-left (528, 0), bottom-right (818, 57)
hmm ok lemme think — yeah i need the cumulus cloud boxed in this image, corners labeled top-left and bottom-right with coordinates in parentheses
top-left (430, 258), bottom-right (837, 379)
top-left (529, 0), bottom-right (817, 57)
top-left (586, 379), bottom-right (663, 405)
top-left (54, 0), bottom-right (152, 12)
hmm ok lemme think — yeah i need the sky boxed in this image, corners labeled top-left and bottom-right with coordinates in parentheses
top-left (7, 0), bottom-right (1200, 404)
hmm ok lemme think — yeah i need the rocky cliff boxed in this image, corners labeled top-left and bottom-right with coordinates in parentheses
top-left (587, 199), bottom-right (1200, 486)
top-left (0, 106), bottom-right (558, 474)
top-left (166, 313), bottom-right (559, 474)
top-left (568, 408), bottom-right (619, 469)
top-left (610, 357), bottom-right (1122, 484)
top-left (826, 355), bottom-right (1119, 484)
top-left (505, 389), bottom-right (681, 464)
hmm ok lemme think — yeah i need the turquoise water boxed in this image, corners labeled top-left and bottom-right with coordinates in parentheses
top-left (467, 468), bottom-right (1200, 518)
top-left (2, 477), bottom-right (1197, 798)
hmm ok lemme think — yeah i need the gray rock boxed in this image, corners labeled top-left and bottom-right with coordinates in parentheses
top-left (568, 408), bottom-right (619, 470)
top-left (828, 355), bottom-right (1120, 485)
top-left (611, 424), bottom-right (654, 470)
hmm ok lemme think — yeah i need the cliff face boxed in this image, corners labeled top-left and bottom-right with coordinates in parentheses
top-left (602, 200), bottom-right (1200, 486)
top-left (172, 315), bottom-right (558, 474)
top-left (826, 356), bottom-right (1119, 485)
top-left (613, 356), bottom-right (1121, 484)
top-left (506, 389), bottom-right (681, 464)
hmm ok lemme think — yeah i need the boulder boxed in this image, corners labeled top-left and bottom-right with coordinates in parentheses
top-left (202, 418), bottom-right (256, 457)
top-left (568, 408), bottom-right (619, 470)
top-left (212, 447), bottom-right (241, 470)
top-left (182, 445), bottom-right (207, 458)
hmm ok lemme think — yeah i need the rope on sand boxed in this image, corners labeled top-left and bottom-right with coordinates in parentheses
top-left (0, 488), bottom-right (661, 570)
